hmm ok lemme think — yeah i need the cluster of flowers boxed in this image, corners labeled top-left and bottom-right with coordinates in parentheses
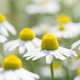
top-left (0, 12), bottom-right (80, 80)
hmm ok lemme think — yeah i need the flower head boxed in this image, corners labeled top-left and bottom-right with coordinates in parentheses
top-left (19, 28), bottom-right (35, 40)
top-left (0, 13), bottom-right (16, 37)
top-left (0, 55), bottom-right (39, 80)
top-left (49, 23), bottom-right (80, 38)
top-left (3, 55), bottom-right (22, 70)
top-left (4, 28), bottom-right (41, 54)
top-left (57, 15), bottom-right (72, 24)
top-left (0, 13), bottom-right (6, 23)
top-left (26, 0), bottom-right (60, 14)
top-left (24, 34), bottom-right (77, 64)
top-left (41, 34), bottom-right (59, 50)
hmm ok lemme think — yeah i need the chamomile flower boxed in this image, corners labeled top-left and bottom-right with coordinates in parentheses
top-left (26, 0), bottom-right (60, 14)
top-left (73, 68), bottom-right (80, 80)
top-left (0, 13), bottom-right (16, 37)
top-left (24, 34), bottom-right (77, 64)
top-left (0, 55), bottom-right (39, 80)
top-left (71, 40), bottom-right (80, 50)
top-left (4, 28), bottom-right (41, 54)
top-left (40, 63), bottom-right (65, 78)
top-left (0, 35), bottom-right (7, 43)
top-left (49, 23), bottom-right (80, 38)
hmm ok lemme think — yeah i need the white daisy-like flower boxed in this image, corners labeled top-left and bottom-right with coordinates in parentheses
top-left (0, 55), bottom-right (39, 80)
top-left (26, 0), bottom-right (60, 14)
top-left (49, 23), bottom-right (80, 38)
top-left (49, 15), bottom-right (80, 38)
top-left (63, 0), bottom-right (78, 6)
top-left (40, 63), bottom-right (65, 78)
top-left (32, 23), bottom-right (50, 35)
top-left (0, 13), bottom-right (16, 37)
top-left (23, 34), bottom-right (77, 64)
top-left (0, 35), bottom-right (7, 43)
top-left (4, 28), bottom-right (41, 54)
top-left (73, 68), bottom-right (80, 80)
top-left (71, 40), bottom-right (80, 50)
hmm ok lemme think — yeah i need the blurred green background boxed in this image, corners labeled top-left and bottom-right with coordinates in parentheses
top-left (0, 0), bottom-right (80, 80)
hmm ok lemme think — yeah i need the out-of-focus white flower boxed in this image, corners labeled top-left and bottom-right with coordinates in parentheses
top-left (0, 55), bottom-right (39, 80)
top-left (71, 40), bottom-right (80, 50)
top-left (0, 13), bottom-right (16, 37)
top-left (32, 23), bottom-right (50, 35)
top-left (4, 28), bottom-right (41, 54)
top-left (49, 15), bottom-right (80, 38)
top-left (40, 63), bottom-right (65, 78)
top-left (73, 68), bottom-right (80, 80)
top-left (49, 23), bottom-right (80, 38)
top-left (24, 34), bottom-right (77, 64)
top-left (32, 0), bottom-right (61, 3)
top-left (63, 0), bottom-right (78, 6)
top-left (0, 35), bottom-right (7, 43)
top-left (26, 0), bottom-right (60, 14)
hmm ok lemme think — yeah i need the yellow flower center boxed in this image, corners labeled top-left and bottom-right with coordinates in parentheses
top-left (57, 15), bottom-right (72, 23)
top-left (3, 55), bottom-right (22, 70)
top-left (78, 68), bottom-right (80, 76)
top-left (0, 13), bottom-right (6, 22)
top-left (19, 28), bottom-right (35, 40)
top-left (41, 34), bottom-right (59, 50)
top-left (58, 25), bottom-right (65, 31)
top-left (53, 63), bottom-right (61, 69)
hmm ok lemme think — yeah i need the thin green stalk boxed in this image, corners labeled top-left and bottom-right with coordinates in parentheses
top-left (50, 62), bottom-right (54, 80)
top-left (30, 59), bottom-right (35, 73)
top-left (1, 44), bottom-right (5, 58)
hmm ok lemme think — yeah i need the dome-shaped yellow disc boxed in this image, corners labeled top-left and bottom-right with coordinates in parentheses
top-left (41, 34), bottom-right (59, 50)
top-left (3, 55), bottom-right (22, 70)
top-left (19, 28), bottom-right (35, 40)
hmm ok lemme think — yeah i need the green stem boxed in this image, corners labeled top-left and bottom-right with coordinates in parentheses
top-left (50, 63), bottom-right (54, 80)
top-left (1, 44), bottom-right (5, 58)
top-left (30, 59), bottom-right (35, 73)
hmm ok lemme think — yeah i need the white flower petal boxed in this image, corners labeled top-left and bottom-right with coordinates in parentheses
top-left (46, 54), bottom-right (53, 64)
top-left (32, 51), bottom-right (46, 60)
top-left (25, 41), bottom-right (36, 51)
top-left (4, 21), bottom-right (17, 35)
top-left (0, 26), bottom-right (9, 37)
top-left (32, 38), bottom-right (41, 48)
top-left (19, 46), bottom-right (26, 54)
top-left (0, 68), bottom-right (39, 80)
top-left (51, 50), bottom-right (66, 60)
top-left (59, 47), bottom-right (77, 57)
top-left (23, 48), bottom-right (40, 57)
top-left (0, 35), bottom-right (7, 43)
top-left (8, 43), bottom-right (19, 51)
top-left (71, 40), bottom-right (80, 49)
top-left (4, 39), bottom-right (20, 50)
